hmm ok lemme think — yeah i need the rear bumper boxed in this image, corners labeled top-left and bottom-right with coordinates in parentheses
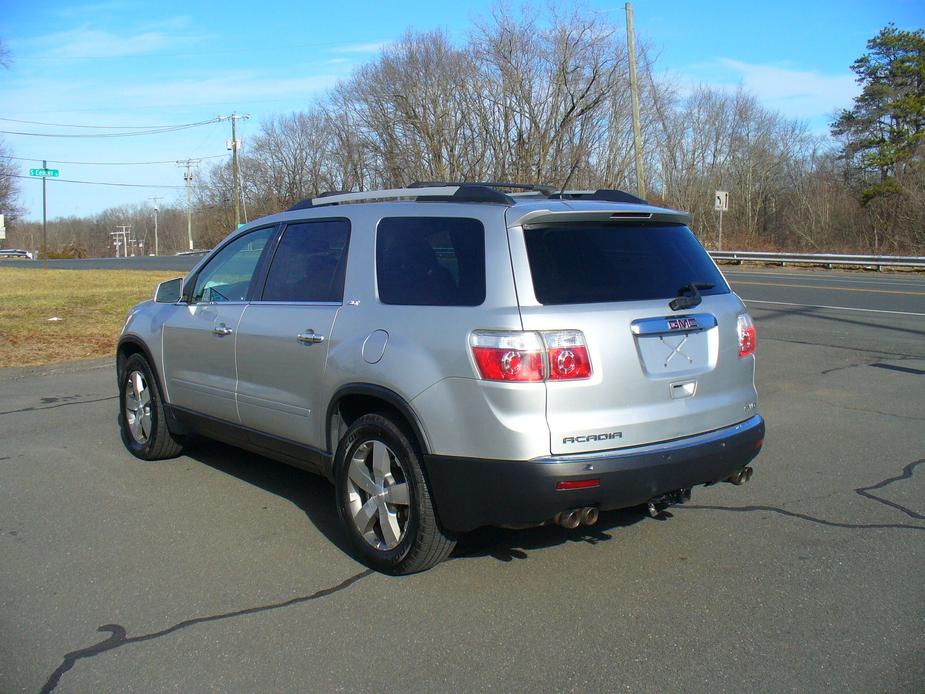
top-left (424, 415), bottom-right (765, 532)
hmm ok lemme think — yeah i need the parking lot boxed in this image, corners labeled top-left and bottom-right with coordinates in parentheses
top-left (1, 267), bottom-right (923, 692)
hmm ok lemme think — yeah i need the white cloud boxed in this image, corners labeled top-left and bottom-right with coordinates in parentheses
top-left (331, 41), bottom-right (390, 55)
top-left (678, 58), bottom-right (859, 126)
top-left (12, 25), bottom-right (205, 59)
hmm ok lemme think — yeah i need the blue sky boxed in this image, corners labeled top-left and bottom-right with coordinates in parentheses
top-left (2, 0), bottom-right (922, 221)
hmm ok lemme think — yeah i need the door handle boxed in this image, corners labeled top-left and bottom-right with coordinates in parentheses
top-left (212, 324), bottom-right (233, 336)
top-left (297, 330), bottom-right (325, 345)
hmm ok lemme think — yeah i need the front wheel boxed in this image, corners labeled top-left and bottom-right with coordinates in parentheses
top-left (334, 413), bottom-right (455, 574)
top-left (118, 353), bottom-right (183, 460)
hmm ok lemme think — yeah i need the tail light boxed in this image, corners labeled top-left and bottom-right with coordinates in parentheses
top-left (542, 330), bottom-right (592, 380)
top-left (737, 313), bottom-right (756, 357)
top-left (470, 331), bottom-right (545, 381)
top-left (470, 330), bottom-right (592, 382)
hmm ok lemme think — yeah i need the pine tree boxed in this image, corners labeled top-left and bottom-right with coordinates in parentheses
top-left (832, 24), bottom-right (925, 203)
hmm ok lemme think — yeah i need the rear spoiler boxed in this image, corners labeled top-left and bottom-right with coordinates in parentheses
top-left (511, 208), bottom-right (690, 228)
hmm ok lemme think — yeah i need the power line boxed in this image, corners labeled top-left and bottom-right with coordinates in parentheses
top-left (7, 154), bottom-right (229, 166)
top-left (0, 116), bottom-right (215, 129)
top-left (9, 173), bottom-right (186, 189)
top-left (0, 117), bottom-right (223, 138)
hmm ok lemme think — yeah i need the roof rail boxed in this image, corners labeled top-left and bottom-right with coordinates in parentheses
top-left (285, 183), bottom-right (649, 211)
top-left (297, 184), bottom-right (516, 208)
top-left (549, 189), bottom-right (648, 205)
top-left (410, 180), bottom-right (556, 195)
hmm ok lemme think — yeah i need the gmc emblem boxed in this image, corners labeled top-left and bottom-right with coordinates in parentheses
top-left (667, 317), bottom-right (699, 331)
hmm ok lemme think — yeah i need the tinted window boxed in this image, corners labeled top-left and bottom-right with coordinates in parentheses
top-left (524, 224), bottom-right (729, 305)
top-left (262, 220), bottom-right (350, 302)
top-left (192, 226), bottom-right (274, 303)
top-left (377, 217), bottom-right (485, 306)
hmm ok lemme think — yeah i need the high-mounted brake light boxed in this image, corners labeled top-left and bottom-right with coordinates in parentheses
top-left (470, 330), bottom-right (592, 382)
top-left (737, 313), bottom-right (756, 358)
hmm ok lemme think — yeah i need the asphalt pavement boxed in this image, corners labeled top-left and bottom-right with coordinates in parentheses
top-left (0, 255), bottom-right (202, 271)
top-left (0, 267), bottom-right (923, 692)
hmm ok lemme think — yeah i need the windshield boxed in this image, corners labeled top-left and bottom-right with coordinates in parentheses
top-left (523, 224), bottom-right (730, 305)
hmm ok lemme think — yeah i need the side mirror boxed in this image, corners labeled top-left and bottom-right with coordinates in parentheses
top-left (154, 277), bottom-right (183, 303)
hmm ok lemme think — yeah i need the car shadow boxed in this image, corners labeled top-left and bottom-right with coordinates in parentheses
top-left (177, 436), bottom-right (656, 566)
top-left (179, 437), bottom-right (353, 556)
top-left (453, 508), bottom-right (652, 563)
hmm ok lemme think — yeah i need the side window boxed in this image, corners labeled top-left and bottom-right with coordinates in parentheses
top-left (261, 220), bottom-right (351, 302)
top-left (191, 226), bottom-right (274, 303)
top-left (377, 217), bottom-right (485, 306)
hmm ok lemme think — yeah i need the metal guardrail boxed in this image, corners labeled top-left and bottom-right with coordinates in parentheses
top-left (710, 250), bottom-right (925, 270)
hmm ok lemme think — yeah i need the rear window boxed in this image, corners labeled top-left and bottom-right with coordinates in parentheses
top-left (523, 224), bottom-right (729, 305)
top-left (377, 217), bottom-right (485, 306)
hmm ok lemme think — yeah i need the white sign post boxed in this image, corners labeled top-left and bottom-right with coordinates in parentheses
top-left (714, 190), bottom-right (729, 250)
top-left (0, 213), bottom-right (5, 242)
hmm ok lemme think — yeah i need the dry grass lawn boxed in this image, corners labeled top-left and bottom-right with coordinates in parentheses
top-left (0, 268), bottom-right (183, 368)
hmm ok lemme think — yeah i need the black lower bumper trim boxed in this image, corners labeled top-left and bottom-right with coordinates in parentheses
top-left (424, 416), bottom-right (765, 532)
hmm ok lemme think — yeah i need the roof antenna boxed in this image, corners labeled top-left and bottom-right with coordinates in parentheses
top-left (558, 159), bottom-right (581, 197)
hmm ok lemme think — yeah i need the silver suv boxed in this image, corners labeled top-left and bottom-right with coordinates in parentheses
top-left (117, 183), bottom-right (764, 574)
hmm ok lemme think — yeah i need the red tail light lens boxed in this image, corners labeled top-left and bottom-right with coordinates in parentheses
top-left (542, 330), bottom-right (592, 380)
top-left (470, 332), bottom-right (545, 381)
top-left (470, 330), bottom-right (592, 381)
top-left (737, 313), bottom-right (756, 357)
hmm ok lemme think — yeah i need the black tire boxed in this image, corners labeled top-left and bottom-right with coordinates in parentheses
top-left (334, 413), bottom-right (455, 574)
top-left (118, 353), bottom-right (183, 460)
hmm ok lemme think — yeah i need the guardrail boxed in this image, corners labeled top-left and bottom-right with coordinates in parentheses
top-left (710, 250), bottom-right (925, 270)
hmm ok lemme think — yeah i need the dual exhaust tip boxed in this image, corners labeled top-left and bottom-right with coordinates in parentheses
top-left (726, 466), bottom-right (754, 486)
top-left (554, 506), bottom-right (599, 529)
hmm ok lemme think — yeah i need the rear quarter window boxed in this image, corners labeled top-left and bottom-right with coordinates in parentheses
top-left (524, 224), bottom-right (729, 305)
top-left (376, 217), bottom-right (486, 306)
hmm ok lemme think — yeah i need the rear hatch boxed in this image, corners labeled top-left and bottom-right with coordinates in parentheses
top-left (508, 215), bottom-right (757, 455)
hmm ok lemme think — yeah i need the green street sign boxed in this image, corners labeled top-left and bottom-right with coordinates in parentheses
top-left (29, 168), bottom-right (59, 177)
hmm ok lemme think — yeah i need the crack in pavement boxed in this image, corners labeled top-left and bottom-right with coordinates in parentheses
top-left (40, 569), bottom-right (374, 693)
top-left (681, 459), bottom-right (925, 531)
top-left (0, 395), bottom-right (117, 417)
top-left (809, 398), bottom-right (925, 422)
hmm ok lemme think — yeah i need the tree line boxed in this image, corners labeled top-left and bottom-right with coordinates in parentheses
top-left (2, 11), bottom-right (923, 255)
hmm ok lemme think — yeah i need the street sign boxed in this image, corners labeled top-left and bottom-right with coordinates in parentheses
top-left (714, 190), bottom-right (729, 211)
top-left (29, 168), bottom-right (59, 177)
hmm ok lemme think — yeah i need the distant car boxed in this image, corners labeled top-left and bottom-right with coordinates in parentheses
top-left (0, 249), bottom-right (33, 260)
top-left (117, 182), bottom-right (764, 574)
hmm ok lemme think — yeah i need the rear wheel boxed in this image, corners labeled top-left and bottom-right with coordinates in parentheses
top-left (118, 353), bottom-right (183, 460)
top-left (334, 413), bottom-right (455, 574)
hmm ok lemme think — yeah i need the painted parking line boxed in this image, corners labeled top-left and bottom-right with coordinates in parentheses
top-left (725, 272), bottom-right (925, 288)
top-left (743, 299), bottom-right (925, 317)
top-left (732, 280), bottom-right (925, 296)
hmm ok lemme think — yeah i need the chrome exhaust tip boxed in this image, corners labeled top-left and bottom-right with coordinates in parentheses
top-left (727, 469), bottom-right (745, 485)
top-left (555, 509), bottom-right (581, 529)
top-left (579, 506), bottom-right (599, 526)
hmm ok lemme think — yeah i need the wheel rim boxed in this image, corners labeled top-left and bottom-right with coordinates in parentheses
top-left (345, 440), bottom-right (411, 551)
top-left (124, 370), bottom-right (152, 444)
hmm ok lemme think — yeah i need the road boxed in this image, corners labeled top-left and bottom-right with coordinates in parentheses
top-left (0, 255), bottom-right (202, 271)
top-left (1, 267), bottom-right (923, 692)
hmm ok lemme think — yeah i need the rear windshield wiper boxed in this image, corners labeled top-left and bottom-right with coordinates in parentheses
top-left (669, 282), bottom-right (714, 311)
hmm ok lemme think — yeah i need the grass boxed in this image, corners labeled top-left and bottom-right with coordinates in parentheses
top-left (0, 268), bottom-right (184, 368)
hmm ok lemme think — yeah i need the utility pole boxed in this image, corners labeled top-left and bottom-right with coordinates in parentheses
top-left (42, 159), bottom-right (48, 269)
top-left (177, 159), bottom-right (200, 250)
top-left (114, 225), bottom-right (132, 258)
top-left (149, 197), bottom-right (161, 256)
top-left (625, 3), bottom-right (646, 198)
top-left (219, 113), bottom-right (250, 227)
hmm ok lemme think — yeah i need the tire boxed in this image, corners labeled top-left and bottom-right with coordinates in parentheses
top-left (118, 353), bottom-right (183, 460)
top-left (334, 413), bottom-right (455, 574)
